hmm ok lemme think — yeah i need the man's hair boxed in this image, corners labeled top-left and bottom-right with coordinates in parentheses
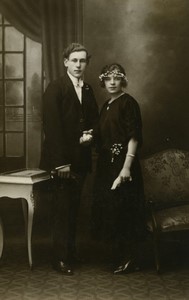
top-left (63, 43), bottom-right (91, 63)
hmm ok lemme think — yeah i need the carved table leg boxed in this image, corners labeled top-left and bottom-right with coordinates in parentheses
top-left (27, 192), bottom-right (35, 269)
top-left (22, 189), bottom-right (35, 269)
top-left (0, 217), bottom-right (3, 258)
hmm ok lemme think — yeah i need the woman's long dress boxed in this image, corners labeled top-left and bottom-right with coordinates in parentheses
top-left (91, 93), bottom-right (145, 258)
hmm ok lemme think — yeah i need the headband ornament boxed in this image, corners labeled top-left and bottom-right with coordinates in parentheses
top-left (99, 70), bottom-right (128, 82)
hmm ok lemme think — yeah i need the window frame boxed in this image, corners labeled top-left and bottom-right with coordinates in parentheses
top-left (0, 16), bottom-right (26, 171)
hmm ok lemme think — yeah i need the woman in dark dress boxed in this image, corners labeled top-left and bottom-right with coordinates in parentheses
top-left (91, 63), bottom-right (145, 274)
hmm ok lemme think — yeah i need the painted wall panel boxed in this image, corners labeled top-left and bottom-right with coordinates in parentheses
top-left (84, 0), bottom-right (189, 155)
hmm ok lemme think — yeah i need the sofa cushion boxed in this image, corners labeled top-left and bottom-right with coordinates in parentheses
top-left (147, 204), bottom-right (189, 232)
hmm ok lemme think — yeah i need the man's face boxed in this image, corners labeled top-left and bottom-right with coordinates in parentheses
top-left (64, 51), bottom-right (87, 79)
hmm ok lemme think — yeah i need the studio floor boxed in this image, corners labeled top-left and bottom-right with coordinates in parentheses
top-left (1, 225), bottom-right (189, 300)
top-left (0, 191), bottom-right (189, 300)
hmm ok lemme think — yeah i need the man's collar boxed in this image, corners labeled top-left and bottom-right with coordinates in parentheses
top-left (67, 71), bottom-right (84, 87)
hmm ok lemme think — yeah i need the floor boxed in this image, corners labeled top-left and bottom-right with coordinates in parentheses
top-left (0, 194), bottom-right (189, 300)
top-left (1, 225), bottom-right (189, 300)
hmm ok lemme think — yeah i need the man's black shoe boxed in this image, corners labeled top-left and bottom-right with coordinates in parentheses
top-left (52, 260), bottom-right (74, 276)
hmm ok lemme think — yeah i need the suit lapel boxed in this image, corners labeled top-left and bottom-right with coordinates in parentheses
top-left (82, 83), bottom-right (90, 106)
top-left (64, 74), bottom-right (82, 107)
top-left (63, 75), bottom-right (91, 111)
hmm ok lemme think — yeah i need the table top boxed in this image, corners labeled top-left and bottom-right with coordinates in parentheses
top-left (0, 169), bottom-right (50, 184)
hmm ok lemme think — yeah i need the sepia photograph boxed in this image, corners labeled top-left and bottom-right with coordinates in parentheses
top-left (0, 0), bottom-right (189, 299)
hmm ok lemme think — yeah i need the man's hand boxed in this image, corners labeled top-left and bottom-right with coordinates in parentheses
top-left (80, 129), bottom-right (93, 146)
top-left (57, 165), bottom-right (71, 179)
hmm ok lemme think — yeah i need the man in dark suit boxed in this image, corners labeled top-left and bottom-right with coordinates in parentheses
top-left (40, 43), bottom-right (99, 275)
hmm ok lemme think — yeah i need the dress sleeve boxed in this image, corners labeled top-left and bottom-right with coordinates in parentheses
top-left (123, 96), bottom-right (143, 147)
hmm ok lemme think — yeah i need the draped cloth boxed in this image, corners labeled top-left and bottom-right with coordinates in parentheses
top-left (0, 0), bottom-right (83, 83)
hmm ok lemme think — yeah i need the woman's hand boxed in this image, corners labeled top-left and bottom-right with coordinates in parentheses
top-left (119, 167), bottom-right (132, 182)
top-left (111, 167), bottom-right (132, 190)
top-left (111, 176), bottom-right (122, 190)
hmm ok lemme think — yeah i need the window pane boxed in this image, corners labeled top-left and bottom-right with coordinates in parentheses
top-left (5, 107), bottom-right (24, 131)
top-left (5, 54), bottom-right (23, 78)
top-left (4, 19), bottom-right (10, 25)
top-left (5, 81), bottom-right (23, 105)
top-left (0, 28), bottom-right (2, 51)
top-left (26, 38), bottom-right (42, 81)
top-left (0, 133), bottom-right (3, 156)
top-left (26, 38), bottom-right (42, 167)
top-left (6, 133), bottom-right (24, 157)
top-left (0, 54), bottom-right (2, 78)
top-left (0, 81), bottom-right (3, 104)
top-left (5, 27), bottom-right (24, 51)
top-left (0, 106), bottom-right (3, 130)
top-left (26, 38), bottom-right (42, 115)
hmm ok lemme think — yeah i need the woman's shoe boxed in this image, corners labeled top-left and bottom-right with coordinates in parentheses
top-left (113, 259), bottom-right (140, 275)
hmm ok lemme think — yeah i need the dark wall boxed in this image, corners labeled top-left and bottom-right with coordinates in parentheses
top-left (83, 0), bottom-right (189, 156)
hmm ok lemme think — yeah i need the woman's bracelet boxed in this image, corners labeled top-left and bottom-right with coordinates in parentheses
top-left (126, 153), bottom-right (135, 158)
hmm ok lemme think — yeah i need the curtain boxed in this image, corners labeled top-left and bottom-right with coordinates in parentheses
top-left (41, 0), bottom-right (83, 82)
top-left (0, 0), bottom-right (83, 83)
top-left (0, 0), bottom-right (41, 42)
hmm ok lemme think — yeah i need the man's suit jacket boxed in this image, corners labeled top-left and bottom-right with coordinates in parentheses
top-left (40, 74), bottom-right (99, 173)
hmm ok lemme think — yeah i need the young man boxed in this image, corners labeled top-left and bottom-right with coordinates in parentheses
top-left (40, 43), bottom-right (99, 275)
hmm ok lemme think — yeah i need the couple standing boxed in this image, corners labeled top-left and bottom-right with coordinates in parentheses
top-left (40, 43), bottom-right (145, 276)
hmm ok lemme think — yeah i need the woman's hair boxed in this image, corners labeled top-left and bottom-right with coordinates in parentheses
top-left (63, 43), bottom-right (91, 63)
top-left (99, 63), bottom-right (128, 88)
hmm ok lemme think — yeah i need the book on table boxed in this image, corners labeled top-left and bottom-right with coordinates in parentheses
top-left (0, 169), bottom-right (50, 184)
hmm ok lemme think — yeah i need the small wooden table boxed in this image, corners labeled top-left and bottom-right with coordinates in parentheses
top-left (0, 169), bottom-right (50, 268)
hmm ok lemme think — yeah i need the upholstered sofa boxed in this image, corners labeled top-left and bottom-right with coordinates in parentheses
top-left (140, 149), bottom-right (189, 272)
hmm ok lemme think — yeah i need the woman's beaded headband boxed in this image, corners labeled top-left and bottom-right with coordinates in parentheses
top-left (99, 70), bottom-right (128, 82)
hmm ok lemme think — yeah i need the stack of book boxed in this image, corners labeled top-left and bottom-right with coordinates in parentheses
top-left (0, 169), bottom-right (50, 184)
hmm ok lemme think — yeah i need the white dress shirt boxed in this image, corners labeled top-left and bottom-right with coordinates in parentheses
top-left (67, 71), bottom-right (84, 103)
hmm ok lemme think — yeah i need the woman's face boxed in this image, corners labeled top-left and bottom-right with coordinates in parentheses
top-left (104, 73), bottom-right (122, 95)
